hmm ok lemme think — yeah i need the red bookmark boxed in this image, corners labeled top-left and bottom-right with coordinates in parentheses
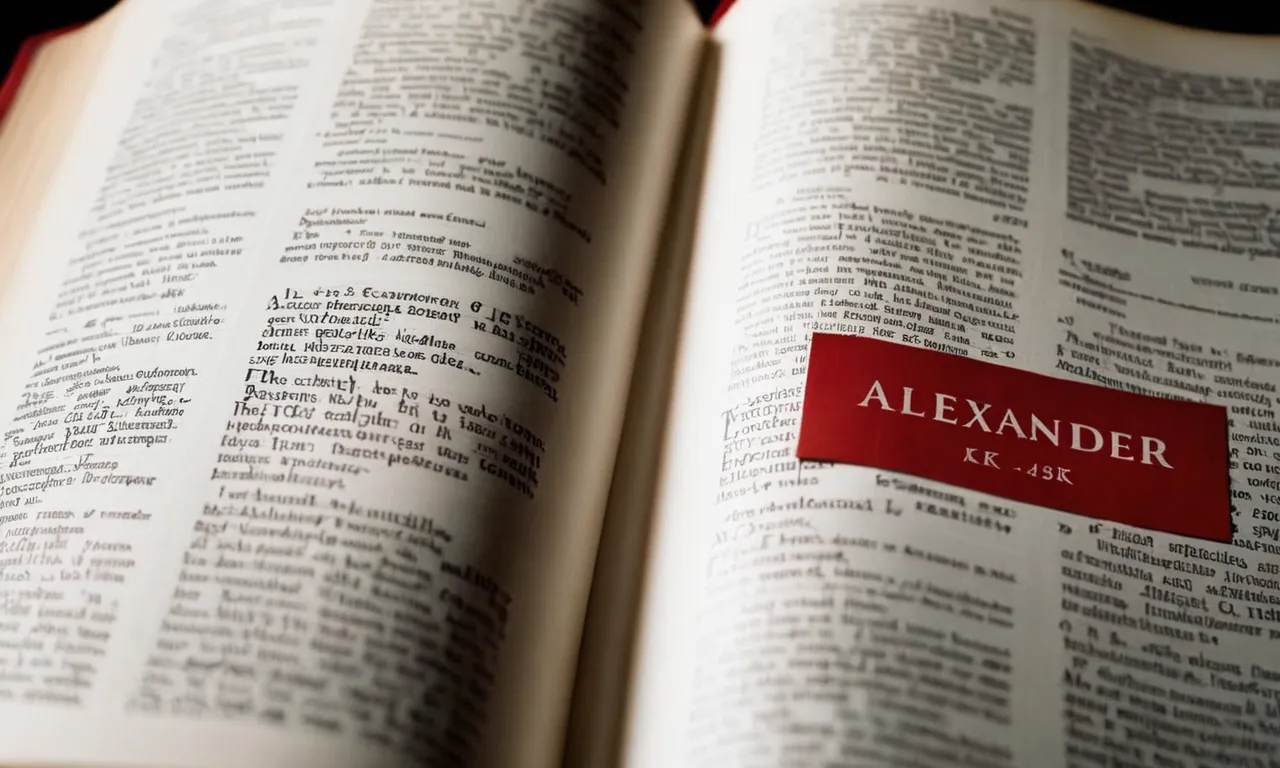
top-left (797, 334), bottom-right (1231, 542)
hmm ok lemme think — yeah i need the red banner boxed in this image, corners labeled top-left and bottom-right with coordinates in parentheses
top-left (797, 334), bottom-right (1232, 541)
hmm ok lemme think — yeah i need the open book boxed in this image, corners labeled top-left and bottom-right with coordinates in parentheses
top-left (3, 0), bottom-right (1280, 765)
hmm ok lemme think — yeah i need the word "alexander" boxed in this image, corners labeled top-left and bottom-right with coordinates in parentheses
top-left (856, 381), bottom-right (1173, 468)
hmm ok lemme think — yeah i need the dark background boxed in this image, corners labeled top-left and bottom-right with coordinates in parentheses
top-left (2, 0), bottom-right (1279, 92)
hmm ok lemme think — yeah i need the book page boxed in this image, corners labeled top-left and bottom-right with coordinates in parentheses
top-left (0, 0), bottom-right (703, 767)
top-left (620, 1), bottom-right (1280, 766)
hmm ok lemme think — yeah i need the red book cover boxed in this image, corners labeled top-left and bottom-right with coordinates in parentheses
top-left (797, 333), bottom-right (1233, 542)
top-left (709, 0), bottom-right (738, 25)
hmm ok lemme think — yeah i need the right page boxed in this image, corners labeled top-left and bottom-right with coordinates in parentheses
top-left (622, 1), bottom-right (1280, 766)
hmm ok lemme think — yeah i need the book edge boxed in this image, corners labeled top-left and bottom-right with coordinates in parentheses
top-left (708, 0), bottom-right (736, 26)
top-left (0, 25), bottom-right (87, 125)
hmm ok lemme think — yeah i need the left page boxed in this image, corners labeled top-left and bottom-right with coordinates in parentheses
top-left (0, 1), bottom-right (703, 767)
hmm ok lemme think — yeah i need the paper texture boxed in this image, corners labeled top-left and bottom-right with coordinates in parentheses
top-left (0, 1), bottom-right (702, 766)
top-left (622, 2), bottom-right (1280, 766)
